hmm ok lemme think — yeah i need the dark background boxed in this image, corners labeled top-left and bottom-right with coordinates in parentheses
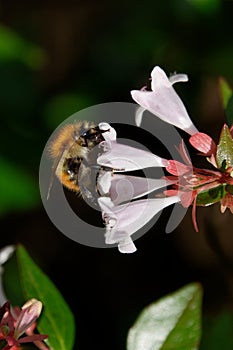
top-left (0, 0), bottom-right (233, 349)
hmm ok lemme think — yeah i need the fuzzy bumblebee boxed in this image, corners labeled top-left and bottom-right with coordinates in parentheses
top-left (47, 121), bottom-right (113, 204)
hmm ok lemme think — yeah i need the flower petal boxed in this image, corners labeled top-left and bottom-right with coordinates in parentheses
top-left (98, 195), bottom-right (180, 253)
top-left (135, 106), bottom-right (146, 127)
top-left (220, 193), bottom-right (233, 213)
top-left (109, 174), bottom-right (172, 204)
top-left (131, 66), bottom-right (198, 135)
top-left (14, 299), bottom-right (42, 339)
top-left (189, 132), bottom-right (216, 155)
top-left (169, 73), bottom-right (188, 84)
top-left (99, 122), bottom-right (117, 141)
top-left (0, 246), bottom-right (15, 305)
top-left (118, 237), bottom-right (137, 254)
top-left (97, 170), bottom-right (112, 195)
top-left (176, 140), bottom-right (192, 165)
top-left (151, 66), bottom-right (172, 90)
top-left (180, 190), bottom-right (196, 208)
top-left (0, 246), bottom-right (15, 266)
top-left (98, 141), bottom-right (168, 171)
top-left (166, 160), bottom-right (192, 176)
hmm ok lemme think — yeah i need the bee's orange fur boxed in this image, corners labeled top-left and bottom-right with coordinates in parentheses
top-left (48, 124), bottom-right (76, 159)
top-left (61, 173), bottom-right (80, 192)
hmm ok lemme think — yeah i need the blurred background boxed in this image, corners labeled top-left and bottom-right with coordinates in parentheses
top-left (0, 0), bottom-right (233, 349)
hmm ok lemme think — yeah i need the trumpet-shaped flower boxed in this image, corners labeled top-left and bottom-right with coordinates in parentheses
top-left (98, 140), bottom-right (168, 170)
top-left (98, 196), bottom-right (180, 253)
top-left (131, 66), bottom-right (198, 135)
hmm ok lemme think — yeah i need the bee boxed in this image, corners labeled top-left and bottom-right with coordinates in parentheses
top-left (47, 121), bottom-right (113, 206)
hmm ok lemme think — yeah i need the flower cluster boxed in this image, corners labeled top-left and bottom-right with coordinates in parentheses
top-left (0, 299), bottom-right (49, 350)
top-left (96, 66), bottom-right (233, 253)
top-left (96, 129), bottom-right (179, 253)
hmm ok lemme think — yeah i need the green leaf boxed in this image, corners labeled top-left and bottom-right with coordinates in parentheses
top-left (219, 77), bottom-right (232, 110)
top-left (225, 95), bottom-right (233, 126)
top-left (200, 312), bottom-right (233, 350)
top-left (0, 24), bottom-right (46, 69)
top-left (196, 185), bottom-right (226, 206)
top-left (219, 77), bottom-right (233, 126)
top-left (216, 124), bottom-right (233, 169)
top-left (127, 283), bottom-right (202, 350)
top-left (3, 245), bottom-right (75, 350)
top-left (187, 0), bottom-right (220, 15)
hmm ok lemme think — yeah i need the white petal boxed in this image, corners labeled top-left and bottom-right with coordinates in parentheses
top-left (98, 142), bottom-right (168, 171)
top-left (97, 170), bottom-right (112, 195)
top-left (0, 245), bottom-right (15, 305)
top-left (0, 245), bottom-right (15, 266)
top-left (99, 122), bottom-right (117, 141)
top-left (99, 122), bottom-right (111, 131)
top-left (131, 66), bottom-right (198, 135)
top-left (109, 174), bottom-right (134, 204)
top-left (135, 106), bottom-right (146, 127)
top-left (151, 66), bottom-right (172, 90)
top-left (100, 196), bottom-right (115, 211)
top-left (169, 73), bottom-right (188, 84)
top-left (118, 237), bottom-right (137, 253)
top-left (98, 196), bottom-right (180, 252)
top-left (151, 66), bottom-right (188, 92)
top-left (110, 175), bottom-right (171, 205)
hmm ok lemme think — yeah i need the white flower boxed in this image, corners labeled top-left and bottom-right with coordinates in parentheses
top-left (131, 66), bottom-right (198, 135)
top-left (98, 141), bottom-right (168, 171)
top-left (98, 196), bottom-right (180, 253)
top-left (98, 170), bottom-right (173, 205)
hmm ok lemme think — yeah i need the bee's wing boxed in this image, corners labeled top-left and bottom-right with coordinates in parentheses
top-left (47, 139), bottom-right (76, 200)
top-left (47, 153), bottom-right (63, 200)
